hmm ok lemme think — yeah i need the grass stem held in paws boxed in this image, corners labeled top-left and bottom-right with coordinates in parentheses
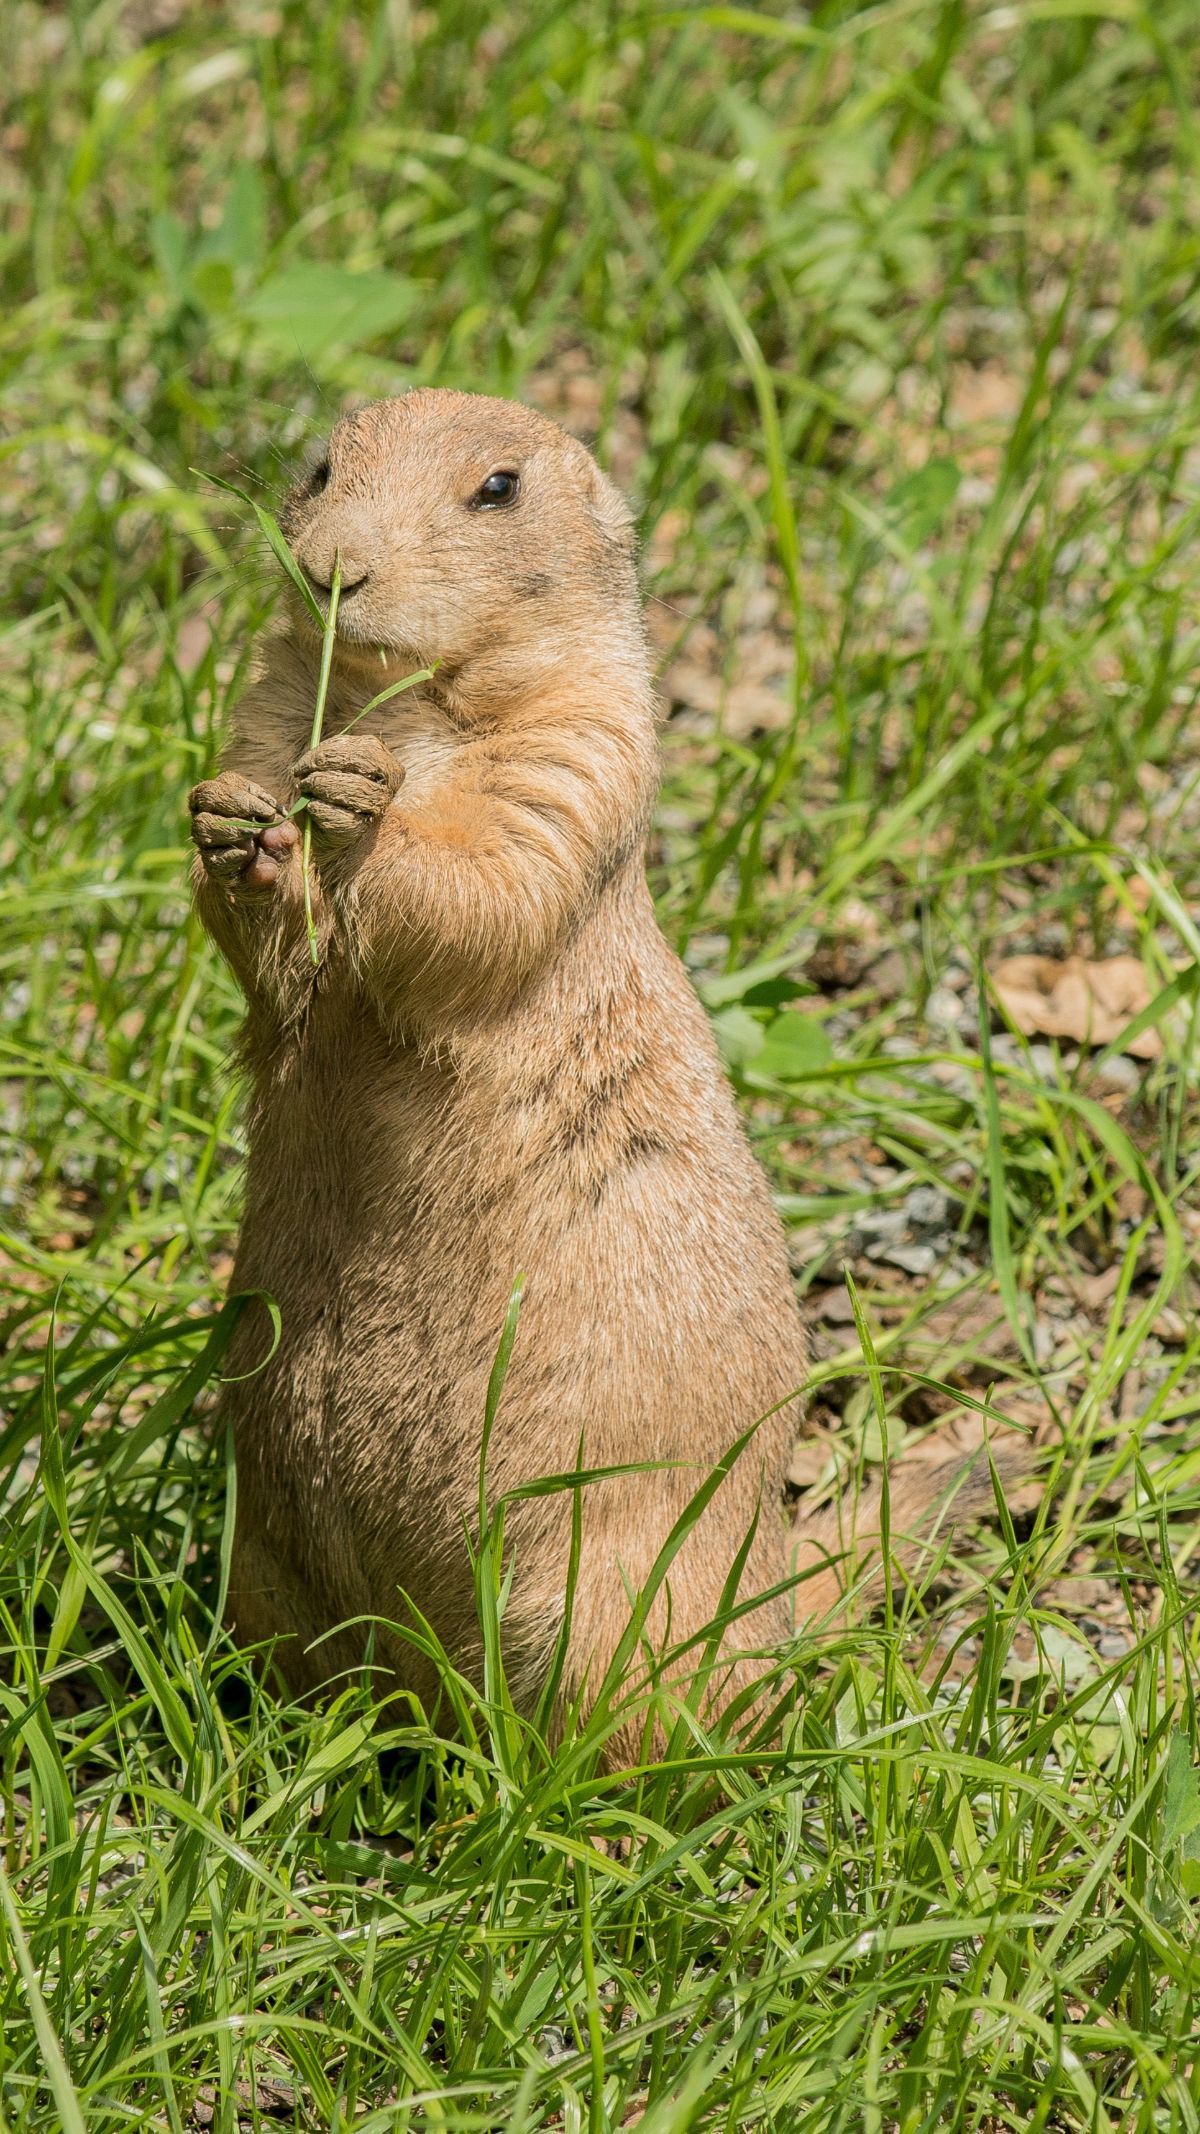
top-left (301, 552), bottom-right (342, 966)
top-left (194, 472), bottom-right (435, 948)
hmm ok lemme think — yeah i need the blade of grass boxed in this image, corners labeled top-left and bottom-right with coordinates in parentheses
top-left (301, 551), bottom-right (342, 966)
top-left (0, 1858), bottom-right (88, 2134)
top-left (194, 471), bottom-right (325, 628)
top-left (342, 665), bottom-right (439, 731)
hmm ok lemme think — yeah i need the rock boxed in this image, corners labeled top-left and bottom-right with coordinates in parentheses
top-left (905, 1185), bottom-right (953, 1234)
top-left (814, 1287), bottom-right (860, 1325)
top-left (855, 1208), bottom-right (908, 1246)
top-left (1028, 1042), bottom-right (1061, 1081)
top-left (874, 1242), bottom-right (938, 1276)
top-left (787, 1440), bottom-right (832, 1488)
top-left (537, 2027), bottom-right (572, 2065)
top-left (1091, 1054), bottom-right (1140, 1096)
top-left (926, 986), bottom-right (964, 1030)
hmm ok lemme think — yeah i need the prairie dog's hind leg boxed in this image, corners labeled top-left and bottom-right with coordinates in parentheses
top-left (547, 1514), bottom-right (795, 1766)
top-left (227, 1519), bottom-right (475, 1719)
top-left (226, 1523), bottom-right (356, 1699)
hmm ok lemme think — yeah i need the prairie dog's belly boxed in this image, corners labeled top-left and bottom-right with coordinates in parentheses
top-left (225, 1029), bottom-right (513, 1498)
top-left (236, 1011), bottom-right (457, 1268)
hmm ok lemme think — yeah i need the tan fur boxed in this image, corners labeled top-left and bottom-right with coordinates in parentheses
top-left (189, 391), bottom-right (971, 1760)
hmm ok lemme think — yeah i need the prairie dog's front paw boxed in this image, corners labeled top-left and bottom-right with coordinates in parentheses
top-left (293, 734), bottom-right (405, 848)
top-left (190, 773), bottom-right (299, 894)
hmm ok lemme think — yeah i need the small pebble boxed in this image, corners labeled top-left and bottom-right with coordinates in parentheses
top-left (856, 1208), bottom-right (908, 1245)
top-left (905, 1185), bottom-right (952, 1233)
top-left (926, 986), bottom-right (963, 1029)
top-left (875, 1242), bottom-right (938, 1275)
top-left (537, 2026), bottom-right (573, 2065)
top-left (1091, 1054), bottom-right (1139, 1095)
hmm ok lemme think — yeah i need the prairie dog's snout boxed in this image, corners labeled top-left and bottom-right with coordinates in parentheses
top-left (286, 431), bottom-right (378, 601)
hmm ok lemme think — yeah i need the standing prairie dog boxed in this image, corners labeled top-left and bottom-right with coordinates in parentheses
top-left (191, 388), bottom-right (815, 1753)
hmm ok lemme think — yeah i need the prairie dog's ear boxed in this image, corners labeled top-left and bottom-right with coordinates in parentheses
top-left (587, 461), bottom-right (636, 554)
top-left (564, 433), bottom-right (635, 553)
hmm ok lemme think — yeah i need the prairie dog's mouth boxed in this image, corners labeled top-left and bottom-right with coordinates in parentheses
top-left (301, 568), bottom-right (370, 604)
top-left (290, 579), bottom-right (432, 675)
top-left (294, 585), bottom-right (381, 656)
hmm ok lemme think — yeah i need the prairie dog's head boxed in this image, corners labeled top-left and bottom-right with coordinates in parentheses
top-left (278, 389), bottom-right (643, 710)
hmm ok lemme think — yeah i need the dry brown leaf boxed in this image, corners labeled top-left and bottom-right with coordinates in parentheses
top-left (1069, 1264), bottom-right (1123, 1313)
top-left (989, 952), bottom-right (1162, 1058)
top-left (898, 1412), bottom-right (1030, 1470)
top-left (905, 1294), bottom-right (1016, 1365)
top-left (1038, 1574), bottom-right (1130, 1619)
top-left (899, 1412), bottom-right (1044, 1515)
top-left (787, 1439), bottom-right (834, 1489)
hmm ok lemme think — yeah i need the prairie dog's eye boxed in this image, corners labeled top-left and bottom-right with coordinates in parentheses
top-left (308, 458), bottom-right (330, 495)
top-left (470, 469), bottom-right (520, 509)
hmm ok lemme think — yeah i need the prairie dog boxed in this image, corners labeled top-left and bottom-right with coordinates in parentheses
top-left (190, 390), bottom-right (810, 1754)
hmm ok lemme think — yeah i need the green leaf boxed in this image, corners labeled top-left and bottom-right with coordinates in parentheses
top-left (208, 164), bottom-right (266, 272)
top-left (240, 1717), bottom-right (376, 1838)
top-left (1035, 1623), bottom-right (1099, 1689)
top-left (242, 264), bottom-right (417, 357)
top-left (1163, 1731), bottom-right (1200, 1850)
top-left (710, 1004), bottom-right (767, 1069)
top-left (711, 1001), bottom-right (832, 1081)
top-left (740, 974), bottom-right (807, 1009)
top-left (709, 266), bottom-right (803, 667)
top-left (38, 1302), bottom-right (209, 1765)
top-left (885, 459), bottom-right (962, 548)
top-left (1094, 960), bottom-right (1198, 1067)
top-left (978, 988), bottom-right (1036, 1373)
top-left (695, 948), bottom-right (805, 1008)
top-left (188, 257), bottom-right (235, 313)
top-left (341, 665), bottom-right (438, 732)
top-left (301, 554), bottom-right (344, 965)
top-left (0, 1863), bottom-right (87, 2134)
top-left (479, 1274), bottom-right (525, 1537)
top-left (149, 209), bottom-right (187, 296)
top-left (750, 1010), bottom-right (833, 1082)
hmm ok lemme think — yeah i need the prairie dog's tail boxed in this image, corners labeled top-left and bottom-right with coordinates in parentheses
top-left (789, 1446), bottom-right (1030, 1624)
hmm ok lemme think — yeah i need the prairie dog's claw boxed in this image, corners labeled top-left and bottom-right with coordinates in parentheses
top-left (294, 734), bottom-right (404, 847)
top-left (189, 772), bottom-right (297, 894)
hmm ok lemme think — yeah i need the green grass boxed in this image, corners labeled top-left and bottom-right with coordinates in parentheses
top-left (4, 0), bottom-right (1200, 2125)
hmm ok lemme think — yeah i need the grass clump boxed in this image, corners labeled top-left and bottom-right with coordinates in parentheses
top-left (2, 1), bottom-right (1200, 2126)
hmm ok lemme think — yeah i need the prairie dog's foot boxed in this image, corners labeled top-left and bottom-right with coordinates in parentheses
top-left (293, 734), bottom-right (405, 848)
top-left (190, 773), bottom-right (299, 893)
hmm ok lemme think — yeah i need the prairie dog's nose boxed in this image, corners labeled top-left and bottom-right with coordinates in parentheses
top-left (291, 504), bottom-right (375, 597)
top-left (304, 558), bottom-right (370, 598)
